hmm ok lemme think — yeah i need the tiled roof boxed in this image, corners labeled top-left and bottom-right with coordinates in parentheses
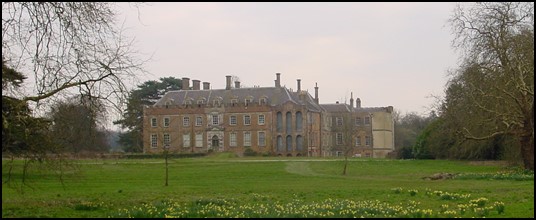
top-left (154, 86), bottom-right (390, 114)
top-left (320, 103), bottom-right (352, 112)
top-left (354, 107), bottom-right (391, 112)
top-left (154, 86), bottom-right (321, 111)
top-left (288, 90), bottom-right (323, 112)
top-left (320, 103), bottom-right (392, 113)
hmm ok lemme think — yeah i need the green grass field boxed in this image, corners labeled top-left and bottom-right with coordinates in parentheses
top-left (2, 154), bottom-right (534, 218)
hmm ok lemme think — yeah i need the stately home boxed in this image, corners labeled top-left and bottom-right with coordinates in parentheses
top-left (143, 73), bottom-right (394, 158)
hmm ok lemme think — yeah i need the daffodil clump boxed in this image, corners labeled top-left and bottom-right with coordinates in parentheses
top-left (110, 190), bottom-right (506, 218)
top-left (425, 189), bottom-right (471, 200)
top-left (454, 169), bottom-right (534, 181)
top-left (408, 189), bottom-right (418, 196)
top-left (391, 187), bottom-right (403, 194)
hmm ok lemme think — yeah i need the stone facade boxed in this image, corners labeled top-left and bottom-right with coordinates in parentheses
top-left (320, 102), bottom-right (394, 158)
top-left (143, 73), bottom-right (394, 158)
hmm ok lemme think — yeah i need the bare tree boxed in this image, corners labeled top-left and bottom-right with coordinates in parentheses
top-left (448, 2), bottom-right (534, 170)
top-left (2, 2), bottom-right (146, 111)
top-left (49, 95), bottom-right (110, 154)
top-left (330, 111), bottom-right (358, 175)
top-left (341, 113), bottom-right (358, 175)
top-left (2, 2), bottom-right (147, 186)
top-left (145, 113), bottom-right (182, 186)
top-left (230, 75), bottom-right (248, 88)
top-left (164, 147), bottom-right (169, 186)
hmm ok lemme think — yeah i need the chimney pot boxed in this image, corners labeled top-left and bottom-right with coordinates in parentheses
top-left (297, 79), bottom-right (301, 92)
top-left (203, 82), bottom-right (210, 90)
top-left (226, 75), bottom-right (232, 90)
top-left (350, 92), bottom-right (354, 109)
top-left (275, 73), bottom-right (281, 88)
top-left (192, 80), bottom-right (200, 90)
top-left (235, 81), bottom-right (240, 88)
top-left (314, 82), bottom-right (319, 104)
top-left (182, 77), bottom-right (190, 90)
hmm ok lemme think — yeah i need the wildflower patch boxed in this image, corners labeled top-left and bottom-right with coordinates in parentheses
top-left (111, 189), bottom-right (507, 218)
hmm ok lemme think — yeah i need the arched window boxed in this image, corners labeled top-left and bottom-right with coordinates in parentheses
top-left (286, 112), bottom-right (292, 133)
top-left (165, 100), bottom-right (172, 108)
top-left (212, 135), bottom-right (219, 148)
top-left (295, 111), bottom-right (302, 131)
top-left (286, 135), bottom-right (292, 151)
top-left (276, 112), bottom-right (282, 132)
top-left (296, 135), bottom-right (303, 151)
top-left (277, 135), bottom-right (283, 152)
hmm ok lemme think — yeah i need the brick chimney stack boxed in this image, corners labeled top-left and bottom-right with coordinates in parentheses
top-left (226, 75), bottom-right (232, 90)
top-left (314, 82), bottom-right (319, 104)
top-left (275, 73), bottom-right (281, 88)
top-left (192, 80), bottom-right (200, 90)
top-left (182, 77), bottom-right (190, 90)
top-left (350, 92), bottom-right (354, 109)
top-left (203, 82), bottom-right (210, 90)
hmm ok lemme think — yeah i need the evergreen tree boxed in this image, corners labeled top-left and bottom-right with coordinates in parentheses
top-left (114, 77), bottom-right (182, 152)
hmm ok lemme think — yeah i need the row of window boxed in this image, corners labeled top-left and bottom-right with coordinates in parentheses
top-left (152, 114), bottom-right (369, 128)
top-left (151, 114), bottom-right (266, 127)
top-left (276, 111), bottom-right (303, 132)
top-left (151, 133), bottom-right (171, 148)
top-left (275, 135), bottom-right (304, 152)
top-left (150, 131), bottom-right (267, 148)
top-left (335, 133), bottom-right (371, 146)
top-left (229, 132), bottom-right (266, 147)
top-left (335, 116), bottom-right (371, 126)
top-left (150, 132), bottom-right (368, 149)
top-left (179, 97), bottom-right (268, 106)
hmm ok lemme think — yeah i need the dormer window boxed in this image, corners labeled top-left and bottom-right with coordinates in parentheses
top-left (197, 100), bottom-right (204, 107)
top-left (245, 98), bottom-right (252, 106)
top-left (259, 98), bottom-right (267, 105)
top-left (231, 99), bottom-right (238, 106)
top-left (245, 96), bottom-right (254, 106)
top-left (212, 96), bottom-right (222, 107)
top-left (196, 97), bottom-right (206, 107)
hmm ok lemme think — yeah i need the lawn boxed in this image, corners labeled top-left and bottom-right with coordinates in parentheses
top-left (2, 154), bottom-right (534, 218)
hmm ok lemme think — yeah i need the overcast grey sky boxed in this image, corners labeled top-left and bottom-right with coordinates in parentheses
top-left (116, 2), bottom-right (463, 115)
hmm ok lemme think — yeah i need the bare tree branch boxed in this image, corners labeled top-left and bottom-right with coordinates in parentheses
top-left (446, 2), bottom-right (534, 170)
top-left (2, 2), bottom-right (148, 113)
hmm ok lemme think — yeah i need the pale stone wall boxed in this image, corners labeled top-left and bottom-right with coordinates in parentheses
top-left (370, 109), bottom-right (395, 158)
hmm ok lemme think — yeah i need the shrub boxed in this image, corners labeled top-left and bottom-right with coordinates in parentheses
top-left (391, 187), bottom-right (402, 194)
top-left (243, 148), bottom-right (258, 156)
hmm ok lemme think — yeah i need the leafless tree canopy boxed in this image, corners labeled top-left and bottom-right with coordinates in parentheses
top-left (2, 2), bottom-right (146, 112)
top-left (447, 2), bottom-right (534, 170)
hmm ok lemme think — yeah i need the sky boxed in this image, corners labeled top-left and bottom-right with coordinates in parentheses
top-left (115, 2), bottom-right (463, 116)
